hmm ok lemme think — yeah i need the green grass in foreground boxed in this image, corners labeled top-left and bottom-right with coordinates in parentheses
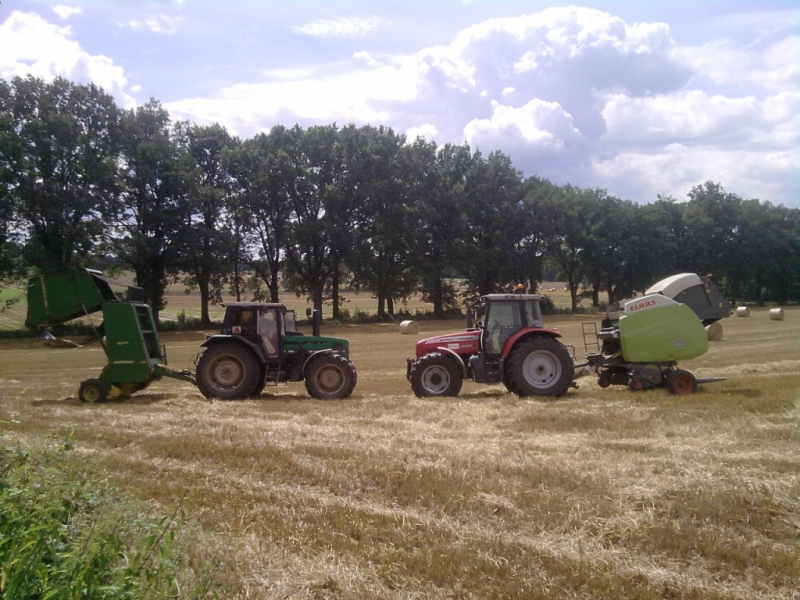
top-left (0, 435), bottom-right (215, 600)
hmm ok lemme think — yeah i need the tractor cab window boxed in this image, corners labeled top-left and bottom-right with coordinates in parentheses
top-left (257, 308), bottom-right (280, 357)
top-left (285, 310), bottom-right (298, 333)
top-left (230, 309), bottom-right (254, 334)
top-left (523, 300), bottom-right (543, 328)
top-left (483, 302), bottom-right (521, 355)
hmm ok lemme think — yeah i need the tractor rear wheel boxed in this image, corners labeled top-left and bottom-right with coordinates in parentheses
top-left (666, 369), bottom-right (697, 395)
top-left (507, 337), bottom-right (574, 397)
top-left (409, 353), bottom-right (463, 398)
top-left (305, 354), bottom-right (357, 399)
top-left (196, 343), bottom-right (260, 400)
top-left (79, 379), bottom-right (108, 403)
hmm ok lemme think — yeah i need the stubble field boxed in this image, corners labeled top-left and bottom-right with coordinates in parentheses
top-left (0, 309), bottom-right (797, 599)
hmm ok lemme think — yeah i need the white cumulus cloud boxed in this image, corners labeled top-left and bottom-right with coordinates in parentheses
top-left (126, 15), bottom-right (182, 34)
top-left (291, 16), bottom-right (381, 39)
top-left (53, 5), bottom-right (82, 20)
top-left (0, 11), bottom-right (135, 107)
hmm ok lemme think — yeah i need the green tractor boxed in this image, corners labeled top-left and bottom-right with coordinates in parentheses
top-left (25, 269), bottom-right (357, 402)
top-left (195, 303), bottom-right (357, 400)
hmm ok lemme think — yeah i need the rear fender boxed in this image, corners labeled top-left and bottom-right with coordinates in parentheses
top-left (502, 328), bottom-right (562, 358)
top-left (200, 335), bottom-right (267, 363)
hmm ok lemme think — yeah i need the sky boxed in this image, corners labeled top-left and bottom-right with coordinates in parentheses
top-left (1, 0), bottom-right (798, 207)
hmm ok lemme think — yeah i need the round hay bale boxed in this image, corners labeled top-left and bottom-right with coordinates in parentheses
top-left (399, 320), bottom-right (420, 335)
top-left (705, 322), bottom-right (723, 341)
top-left (769, 307), bottom-right (784, 321)
top-left (736, 306), bottom-right (750, 317)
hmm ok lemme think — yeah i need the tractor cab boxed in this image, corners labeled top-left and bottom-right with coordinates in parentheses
top-left (478, 294), bottom-right (544, 356)
top-left (221, 302), bottom-right (286, 360)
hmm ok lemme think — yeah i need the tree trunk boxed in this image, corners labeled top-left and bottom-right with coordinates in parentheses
top-left (376, 290), bottom-right (385, 318)
top-left (332, 266), bottom-right (340, 320)
top-left (568, 279), bottom-right (578, 312)
top-left (432, 277), bottom-right (444, 319)
top-left (233, 260), bottom-right (242, 302)
top-left (268, 262), bottom-right (280, 303)
top-left (313, 279), bottom-right (325, 314)
top-left (199, 278), bottom-right (210, 325)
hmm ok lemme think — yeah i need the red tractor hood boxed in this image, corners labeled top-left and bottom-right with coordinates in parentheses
top-left (415, 330), bottom-right (481, 359)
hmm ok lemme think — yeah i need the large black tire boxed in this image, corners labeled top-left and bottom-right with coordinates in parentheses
top-left (305, 354), bottom-right (357, 399)
top-left (666, 369), bottom-right (697, 395)
top-left (196, 343), bottom-right (261, 400)
top-left (409, 353), bottom-right (463, 398)
top-left (506, 337), bottom-right (574, 397)
top-left (249, 364), bottom-right (268, 397)
top-left (503, 367), bottom-right (524, 396)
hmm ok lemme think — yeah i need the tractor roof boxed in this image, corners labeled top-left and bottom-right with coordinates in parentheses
top-left (222, 302), bottom-right (287, 310)
top-left (482, 293), bottom-right (542, 302)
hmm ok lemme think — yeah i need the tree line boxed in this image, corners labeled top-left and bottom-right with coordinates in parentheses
top-left (1, 76), bottom-right (798, 323)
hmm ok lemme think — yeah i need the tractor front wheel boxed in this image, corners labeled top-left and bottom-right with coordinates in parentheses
top-left (666, 369), bottom-right (697, 395)
top-left (79, 379), bottom-right (108, 403)
top-left (409, 353), bottom-right (463, 398)
top-left (305, 354), bottom-right (357, 399)
top-left (507, 337), bottom-right (574, 397)
top-left (196, 343), bottom-right (261, 400)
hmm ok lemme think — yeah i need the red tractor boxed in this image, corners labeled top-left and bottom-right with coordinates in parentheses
top-left (406, 294), bottom-right (575, 397)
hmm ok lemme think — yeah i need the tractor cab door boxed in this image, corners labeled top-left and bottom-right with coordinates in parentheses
top-left (257, 308), bottom-right (281, 360)
top-left (482, 301), bottom-right (522, 355)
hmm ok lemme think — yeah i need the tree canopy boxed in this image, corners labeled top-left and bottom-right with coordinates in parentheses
top-left (1, 76), bottom-right (798, 322)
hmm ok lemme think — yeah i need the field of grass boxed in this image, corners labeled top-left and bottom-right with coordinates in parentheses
top-left (0, 309), bottom-right (797, 599)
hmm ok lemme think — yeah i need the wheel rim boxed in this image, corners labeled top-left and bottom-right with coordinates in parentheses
top-left (316, 365), bottom-right (345, 394)
top-left (82, 384), bottom-right (101, 402)
top-left (673, 374), bottom-right (694, 395)
top-left (210, 355), bottom-right (245, 390)
top-left (521, 351), bottom-right (561, 389)
top-left (421, 365), bottom-right (450, 395)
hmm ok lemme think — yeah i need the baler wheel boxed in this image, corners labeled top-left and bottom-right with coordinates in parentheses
top-left (628, 377), bottom-right (644, 391)
top-left (79, 379), bottom-right (108, 403)
top-left (409, 353), bottom-right (463, 398)
top-left (666, 370), bottom-right (698, 395)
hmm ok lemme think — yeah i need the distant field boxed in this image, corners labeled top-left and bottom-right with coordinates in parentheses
top-left (0, 308), bottom-right (796, 599)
